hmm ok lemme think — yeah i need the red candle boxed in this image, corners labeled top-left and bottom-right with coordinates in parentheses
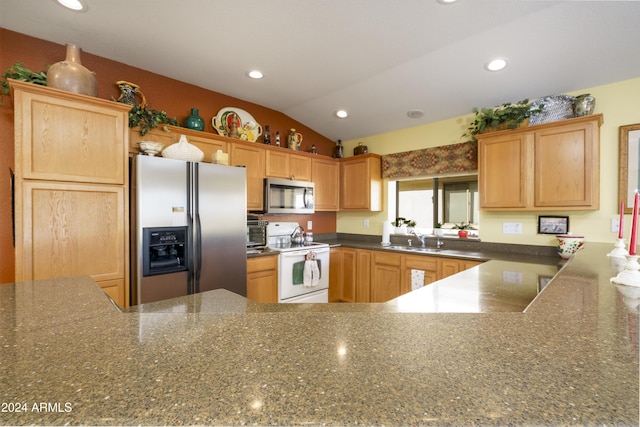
top-left (618, 200), bottom-right (625, 239)
top-left (629, 191), bottom-right (639, 255)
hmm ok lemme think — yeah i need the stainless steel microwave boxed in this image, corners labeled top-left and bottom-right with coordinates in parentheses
top-left (263, 178), bottom-right (314, 214)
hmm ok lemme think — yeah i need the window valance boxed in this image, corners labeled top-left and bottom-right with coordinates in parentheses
top-left (381, 141), bottom-right (477, 179)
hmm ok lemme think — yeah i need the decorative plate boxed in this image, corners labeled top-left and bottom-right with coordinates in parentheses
top-left (212, 107), bottom-right (263, 142)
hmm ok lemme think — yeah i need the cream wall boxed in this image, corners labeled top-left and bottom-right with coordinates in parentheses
top-left (338, 77), bottom-right (640, 246)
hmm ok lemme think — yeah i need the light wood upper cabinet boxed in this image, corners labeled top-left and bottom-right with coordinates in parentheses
top-left (477, 115), bottom-right (602, 210)
top-left (340, 154), bottom-right (382, 211)
top-left (312, 157), bottom-right (340, 211)
top-left (230, 142), bottom-right (265, 211)
top-left (12, 81), bottom-right (130, 185)
top-left (265, 150), bottom-right (312, 181)
top-left (129, 125), bottom-right (228, 161)
top-left (11, 80), bottom-right (130, 308)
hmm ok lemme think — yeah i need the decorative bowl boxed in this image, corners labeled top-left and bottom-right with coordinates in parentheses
top-left (138, 141), bottom-right (164, 156)
top-left (556, 234), bottom-right (584, 259)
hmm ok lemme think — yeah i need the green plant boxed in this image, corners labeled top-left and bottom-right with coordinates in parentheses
top-left (1, 62), bottom-right (48, 103)
top-left (434, 222), bottom-right (442, 228)
top-left (406, 220), bottom-right (416, 227)
top-left (392, 217), bottom-right (407, 227)
top-left (453, 222), bottom-right (474, 230)
top-left (463, 99), bottom-right (543, 142)
top-left (128, 103), bottom-right (180, 136)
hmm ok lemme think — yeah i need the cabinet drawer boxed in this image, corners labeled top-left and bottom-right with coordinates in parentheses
top-left (403, 255), bottom-right (437, 271)
top-left (372, 251), bottom-right (401, 266)
top-left (247, 255), bottom-right (278, 273)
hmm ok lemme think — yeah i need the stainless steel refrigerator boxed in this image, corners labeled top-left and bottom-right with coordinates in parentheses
top-left (131, 154), bottom-right (247, 305)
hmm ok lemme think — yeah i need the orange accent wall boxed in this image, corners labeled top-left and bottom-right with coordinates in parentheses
top-left (0, 28), bottom-right (337, 284)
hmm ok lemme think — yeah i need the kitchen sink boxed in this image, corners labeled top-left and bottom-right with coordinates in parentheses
top-left (385, 245), bottom-right (441, 253)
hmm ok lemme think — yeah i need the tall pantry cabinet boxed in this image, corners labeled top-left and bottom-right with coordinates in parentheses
top-left (11, 80), bottom-right (131, 308)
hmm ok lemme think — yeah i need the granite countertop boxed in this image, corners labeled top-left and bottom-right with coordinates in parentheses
top-left (1, 243), bottom-right (638, 426)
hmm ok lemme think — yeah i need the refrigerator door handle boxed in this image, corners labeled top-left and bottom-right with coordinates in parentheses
top-left (194, 212), bottom-right (202, 290)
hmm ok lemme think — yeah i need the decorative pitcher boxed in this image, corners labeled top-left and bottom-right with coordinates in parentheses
top-left (287, 128), bottom-right (303, 150)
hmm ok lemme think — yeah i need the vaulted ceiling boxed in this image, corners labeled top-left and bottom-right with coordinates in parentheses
top-left (2, 0), bottom-right (639, 141)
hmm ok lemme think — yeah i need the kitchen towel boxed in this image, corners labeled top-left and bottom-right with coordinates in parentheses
top-left (411, 269), bottom-right (425, 290)
top-left (303, 251), bottom-right (320, 287)
top-left (382, 220), bottom-right (391, 246)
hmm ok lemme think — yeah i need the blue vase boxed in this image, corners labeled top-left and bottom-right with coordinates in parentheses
top-left (185, 108), bottom-right (205, 131)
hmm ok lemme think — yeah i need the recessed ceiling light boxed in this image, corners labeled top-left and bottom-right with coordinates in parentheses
top-left (437, 0), bottom-right (458, 4)
top-left (485, 58), bottom-right (507, 72)
top-left (407, 109), bottom-right (424, 119)
top-left (335, 110), bottom-right (348, 119)
top-left (56, 0), bottom-right (86, 11)
top-left (247, 70), bottom-right (264, 79)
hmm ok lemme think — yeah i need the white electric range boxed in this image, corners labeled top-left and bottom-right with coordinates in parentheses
top-left (266, 222), bottom-right (329, 303)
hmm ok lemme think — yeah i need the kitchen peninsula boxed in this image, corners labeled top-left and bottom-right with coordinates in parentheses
top-left (1, 243), bottom-right (638, 426)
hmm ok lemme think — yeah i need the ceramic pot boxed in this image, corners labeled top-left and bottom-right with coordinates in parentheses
top-left (354, 142), bottom-right (368, 156)
top-left (557, 234), bottom-right (585, 259)
top-left (184, 108), bottom-right (205, 131)
top-left (46, 44), bottom-right (98, 97)
top-left (458, 230), bottom-right (468, 238)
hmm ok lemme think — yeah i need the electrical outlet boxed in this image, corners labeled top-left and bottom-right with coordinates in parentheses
top-left (612, 218), bottom-right (619, 233)
top-left (503, 222), bottom-right (522, 234)
top-left (307, 221), bottom-right (313, 230)
top-left (363, 219), bottom-right (370, 228)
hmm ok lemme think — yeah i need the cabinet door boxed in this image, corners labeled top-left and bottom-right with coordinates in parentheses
top-left (265, 150), bottom-right (290, 178)
top-left (478, 133), bottom-right (530, 208)
top-left (371, 252), bottom-right (402, 302)
top-left (312, 158), bottom-right (339, 211)
top-left (16, 181), bottom-right (127, 285)
top-left (13, 84), bottom-right (129, 184)
top-left (329, 247), bottom-right (343, 302)
top-left (341, 248), bottom-right (358, 302)
top-left (340, 156), bottom-right (382, 211)
top-left (289, 154), bottom-right (312, 181)
top-left (247, 256), bottom-right (278, 303)
top-left (438, 259), bottom-right (461, 279)
top-left (534, 121), bottom-right (597, 207)
top-left (356, 250), bottom-right (371, 303)
top-left (230, 143), bottom-right (265, 210)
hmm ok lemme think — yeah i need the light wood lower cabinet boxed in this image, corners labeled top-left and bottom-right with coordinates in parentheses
top-left (370, 251), bottom-right (402, 302)
top-left (247, 255), bottom-right (278, 303)
top-left (438, 258), bottom-right (482, 279)
top-left (330, 247), bottom-right (483, 303)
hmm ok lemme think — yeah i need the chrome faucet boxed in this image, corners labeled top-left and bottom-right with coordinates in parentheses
top-left (436, 236), bottom-right (444, 249)
top-left (410, 230), bottom-right (427, 247)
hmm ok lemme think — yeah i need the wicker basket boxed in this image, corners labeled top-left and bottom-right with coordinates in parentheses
top-left (529, 95), bottom-right (576, 126)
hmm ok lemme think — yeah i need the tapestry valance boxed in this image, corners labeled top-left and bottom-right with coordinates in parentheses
top-left (381, 141), bottom-right (477, 179)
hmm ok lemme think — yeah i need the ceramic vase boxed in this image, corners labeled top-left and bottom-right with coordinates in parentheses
top-left (46, 44), bottom-right (98, 97)
top-left (184, 108), bottom-right (205, 131)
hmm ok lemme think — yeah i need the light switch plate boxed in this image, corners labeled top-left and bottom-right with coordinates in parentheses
top-left (503, 222), bottom-right (522, 234)
top-left (307, 220), bottom-right (313, 230)
top-left (363, 219), bottom-right (370, 228)
top-left (612, 218), bottom-right (619, 233)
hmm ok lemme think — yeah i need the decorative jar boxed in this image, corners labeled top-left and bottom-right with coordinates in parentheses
top-left (184, 108), bottom-right (205, 131)
top-left (46, 44), bottom-right (98, 97)
top-left (556, 234), bottom-right (585, 259)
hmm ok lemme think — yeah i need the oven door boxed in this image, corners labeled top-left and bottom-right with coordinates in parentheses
top-left (278, 247), bottom-right (329, 302)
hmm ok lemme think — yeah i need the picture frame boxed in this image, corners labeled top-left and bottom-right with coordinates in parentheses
top-left (618, 123), bottom-right (640, 214)
top-left (538, 215), bottom-right (569, 235)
